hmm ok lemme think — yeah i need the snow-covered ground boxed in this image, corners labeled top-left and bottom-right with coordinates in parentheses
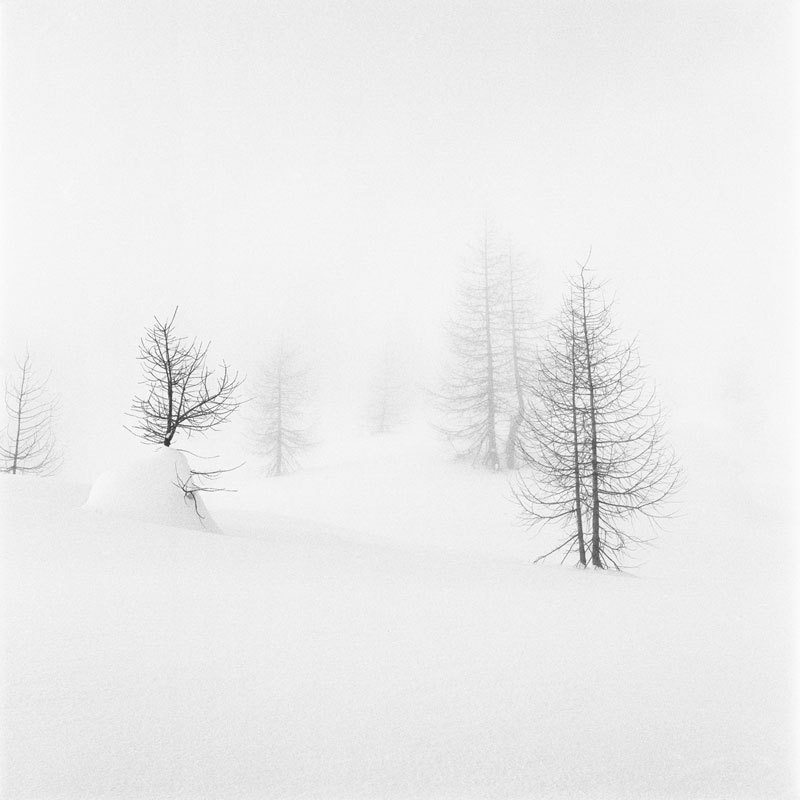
top-left (1, 427), bottom-right (795, 798)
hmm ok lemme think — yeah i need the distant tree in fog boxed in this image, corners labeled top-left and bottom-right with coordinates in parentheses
top-left (500, 245), bottom-right (538, 469)
top-left (438, 226), bottom-right (506, 469)
top-left (129, 309), bottom-right (243, 447)
top-left (1, 351), bottom-right (61, 475)
top-left (517, 259), bottom-right (680, 569)
top-left (252, 341), bottom-right (311, 476)
top-left (367, 344), bottom-right (407, 434)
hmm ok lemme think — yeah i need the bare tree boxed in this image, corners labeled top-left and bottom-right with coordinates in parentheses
top-left (129, 309), bottom-right (243, 447)
top-left (252, 341), bottom-right (311, 476)
top-left (575, 263), bottom-right (680, 567)
top-left (173, 461), bottom-right (238, 528)
top-left (515, 287), bottom-right (589, 566)
top-left (501, 245), bottom-right (538, 469)
top-left (518, 258), bottom-right (680, 569)
top-left (438, 225), bottom-right (506, 469)
top-left (1, 351), bottom-right (61, 475)
top-left (367, 343), bottom-right (407, 435)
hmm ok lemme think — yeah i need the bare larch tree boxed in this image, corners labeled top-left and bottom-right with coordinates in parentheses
top-left (438, 226), bottom-right (506, 469)
top-left (515, 286), bottom-right (589, 566)
top-left (367, 342), bottom-right (407, 435)
top-left (518, 259), bottom-right (680, 569)
top-left (501, 245), bottom-right (538, 469)
top-left (1, 352), bottom-right (61, 475)
top-left (129, 309), bottom-right (243, 447)
top-left (253, 341), bottom-right (311, 476)
top-left (574, 264), bottom-right (680, 567)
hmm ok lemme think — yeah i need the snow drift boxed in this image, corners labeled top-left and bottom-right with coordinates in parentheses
top-left (84, 447), bottom-right (220, 532)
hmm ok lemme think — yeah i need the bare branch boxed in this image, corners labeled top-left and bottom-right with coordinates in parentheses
top-left (129, 309), bottom-right (244, 447)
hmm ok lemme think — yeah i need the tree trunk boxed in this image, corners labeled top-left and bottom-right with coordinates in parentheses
top-left (164, 326), bottom-right (174, 446)
top-left (570, 314), bottom-right (587, 567)
top-left (275, 356), bottom-right (283, 476)
top-left (578, 272), bottom-right (602, 567)
top-left (483, 228), bottom-right (499, 470)
top-left (505, 258), bottom-right (525, 470)
top-left (10, 357), bottom-right (29, 474)
top-left (505, 412), bottom-right (521, 469)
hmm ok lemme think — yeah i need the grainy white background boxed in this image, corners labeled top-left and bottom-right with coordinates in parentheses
top-left (1, 1), bottom-right (795, 489)
top-left (1, 4), bottom-right (798, 797)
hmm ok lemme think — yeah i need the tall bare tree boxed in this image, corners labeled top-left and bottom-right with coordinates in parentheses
top-left (252, 341), bottom-right (311, 476)
top-left (518, 259), bottom-right (679, 569)
top-left (1, 352), bottom-right (61, 475)
top-left (515, 287), bottom-right (589, 566)
top-left (575, 264), bottom-right (680, 567)
top-left (501, 245), bottom-right (538, 469)
top-left (367, 343), bottom-right (407, 435)
top-left (438, 226), bottom-right (506, 469)
top-left (129, 309), bottom-right (243, 447)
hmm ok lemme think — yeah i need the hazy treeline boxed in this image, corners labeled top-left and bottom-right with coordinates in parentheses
top-left (437, 226), bottom-right (537, 470)
top-left (436, 230), bottom-right (679, 568)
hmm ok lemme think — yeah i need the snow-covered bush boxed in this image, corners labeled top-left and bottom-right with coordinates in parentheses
top-left (85, 447), bottom-right (220, 532)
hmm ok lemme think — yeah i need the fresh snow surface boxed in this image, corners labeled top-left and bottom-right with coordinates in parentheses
top-left (84, 447), bottom-right (220, 533)
top-left (1, 427), bottom-right (795, 799)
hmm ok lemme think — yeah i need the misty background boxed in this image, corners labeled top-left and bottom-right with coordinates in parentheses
top-left (2, 5), bottom-right (799, 797)
top-left (1, 0), bottom-right (795, 527)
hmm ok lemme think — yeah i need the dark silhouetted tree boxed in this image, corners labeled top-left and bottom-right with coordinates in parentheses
top-left (129, 309), bottom-right (243, 447)
top-left (515, 285), bottom-right (589, 565)
top-left (518, 258), bottom-right (680, 569)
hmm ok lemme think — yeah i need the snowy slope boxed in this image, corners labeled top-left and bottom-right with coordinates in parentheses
top-left (1, 430), bottom-right (795, 799)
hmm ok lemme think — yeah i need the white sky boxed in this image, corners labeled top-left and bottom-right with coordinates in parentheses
top-left (1, 0), bottom-right (796, 488)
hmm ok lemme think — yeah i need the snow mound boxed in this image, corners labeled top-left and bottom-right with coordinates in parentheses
top-left (84, 447), bottom-right (220, 532)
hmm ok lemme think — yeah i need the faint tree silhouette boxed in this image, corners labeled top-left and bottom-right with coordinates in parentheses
top-left (1, 351), bottom-right (61, 475)
top-left (252, 340), bottom-right (312, 476)
top-left (437, 225), bottom-right (506, 469)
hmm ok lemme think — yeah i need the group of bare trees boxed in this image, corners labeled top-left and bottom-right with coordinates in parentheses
top-left (0, 310), bottom-right (310, 479)
top-left (514, 260), bottom-right (680, 568)
top-left (438, 227), bottom-right (537, 470)
top-left (4, 261), bottom-right (678, 568)
top-left (130, 310), bottom-right (315, 477)
top-left (440, 235), bottom-right (679, 569)
top-left (3, 308), bottom-right (405, 481)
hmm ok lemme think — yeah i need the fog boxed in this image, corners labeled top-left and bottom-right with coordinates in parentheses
top-left (3, 4), bottom-right (799, 797)
top-left (1, 0), bottom-right (795, 504)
